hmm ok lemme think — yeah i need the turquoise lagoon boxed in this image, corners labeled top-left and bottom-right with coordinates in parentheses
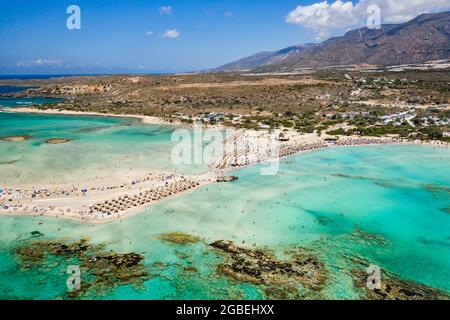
top-left (0, 85), bottom-right (62, 107)
top-left (0, 97), bottom-right (62, 108)
top-left (0, 112), bottom-right (208, 185)
top-left (0, 124), bottom-right (449, 299)
top-left (1, 88), bottom-right (448, 299)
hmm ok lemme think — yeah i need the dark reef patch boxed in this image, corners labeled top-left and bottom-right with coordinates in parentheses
top-left (75, 126), bottom-right (110, 134)
top-left (156, 232), bottom-right (202, 245)
top-left (331, 173), bottom-right (398, 189)
top-left (0, 159), bottom-right (18, 165)
top-left (30, 231), bottom-right (44, 238)
top-left (14, 238), bottom-right (149, 299)
top-left (423, 183), bottom-right (450, 198)
top-left (417, 236), bottom-right (450, 248)
top-left (45, 138), bottom-right (73, 144)
top-left (352, 268), bottom-right (449, 300)
top-left (210, 240), bottom-right (328, 299)
top-left (9, 231), bottom-right (450, 300)
top-left (344, 253), bottom-right (449, 300)
top-left (348, 226), bottom-right (390, 247)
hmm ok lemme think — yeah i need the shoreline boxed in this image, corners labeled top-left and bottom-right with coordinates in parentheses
top-left (4, 107), bottom-right (185, 127)
top-left (1, 107), bottom-right (448, 224)
top-left (2, 139), bottom-right (447, 224)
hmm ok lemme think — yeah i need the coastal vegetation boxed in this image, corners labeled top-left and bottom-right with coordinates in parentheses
top-left (3, 69), bottom-right (447, 143)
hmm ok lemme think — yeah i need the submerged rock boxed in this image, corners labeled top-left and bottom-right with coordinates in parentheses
top-left (152, 261), bottom-right (168, 269)
top-left (343, 252), bottom-right (450, 300)
top-left (0, 159), bottom-right (18, 165)
top-left (424, 183), bottom-right (450, 198)
top-left (440, 207), bottom-right (450, 214)
top-left (352, 268), bottom-right (450, 300)
top-left (349, 226), bottom-right (390, 247)
top-left (156, 232), bottom-right (202, 244)
top-left (14, 238), bottom-right (149, 299)
top-left (210, 240), bottom-right (328, 299)
top-left (216, 176), bottom-right (239, 183)
top-left (45, 138), bottom-right (73, 144)
top-left (30, 231), bottom-right (44, 237)
top-left (331, 173), bottom-right (397, 189)
top-left (1, 135), bottom-right (31, 142)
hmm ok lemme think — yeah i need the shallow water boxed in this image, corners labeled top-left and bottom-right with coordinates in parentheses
top-left (0, 86), bottom-right (35, 95)
top-left (0, 144), bottom-right (449, 299)
top-left (0, 97), bottom-right (62, 108)
top-left (0, 112), bottom-right (207, 184)
top-left (0, 85), bottom-right (62, 107)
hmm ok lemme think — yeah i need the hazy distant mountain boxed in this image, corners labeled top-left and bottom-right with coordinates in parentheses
top-left (216, 44), bottom-right (313, 71)
top-left (216, 11), bottom-right (450, 72)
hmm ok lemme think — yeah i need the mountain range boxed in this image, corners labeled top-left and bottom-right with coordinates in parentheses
top-left (215, 11), bottom-right (450, 72)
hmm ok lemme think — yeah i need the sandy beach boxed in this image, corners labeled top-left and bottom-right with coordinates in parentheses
top-left (1, 107), bottom-right (448, 224)
top-left (8, 107), bottom-right (185, 127)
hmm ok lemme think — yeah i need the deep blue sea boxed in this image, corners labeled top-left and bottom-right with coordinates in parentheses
top-left (0, 75), bottom-right (106, 80)
top-left (0, 85), bottom-right (62, 108)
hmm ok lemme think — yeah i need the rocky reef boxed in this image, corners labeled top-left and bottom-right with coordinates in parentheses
top-left (352, 268), bottom-right (449, 300)
top-left (156, 232), bottom-right (202, 244)
top-left (15, 238), bottom-right (149, 299)
top-left (11, 232), bottom-right (449, 300)
top-left (349, 226), bottom-right (390, 247)
top-left (45, 138), bottom-right (73, 144)
top-left (424, 183), bottom-right (450, 198)
top-left (344, 253), bottom-right (449, 300)
top-left (216, 176), bottom-right (239, 183)
top-left (441, 207), bottom-right (450, 214)
top-left (331, 173), bottom-right (398, 189)
top-left (1, 135), bottom-right (31, 142)
top-left (0, 159), bottom-right (18, 165)
top-left (30, 230), bottom-right (44, 237)
top-left (210, 240), bottom-right (328, 299)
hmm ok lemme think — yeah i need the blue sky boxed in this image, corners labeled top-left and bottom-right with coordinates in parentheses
top-left (0, 0), bottom-right (448, 74)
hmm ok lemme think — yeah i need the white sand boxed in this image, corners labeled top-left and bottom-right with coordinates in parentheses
top-left (1, 107), bottom-right (448, 223)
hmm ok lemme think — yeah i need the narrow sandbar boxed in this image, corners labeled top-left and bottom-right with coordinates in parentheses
top-left (1, 135), bottom-right (31, 142)
top-left (45, 138), bottom-right (73, 144)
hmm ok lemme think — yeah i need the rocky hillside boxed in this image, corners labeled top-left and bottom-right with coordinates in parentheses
top-left (216, 11), bottom-right (450, 72)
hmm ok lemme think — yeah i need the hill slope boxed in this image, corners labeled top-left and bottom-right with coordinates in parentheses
top-left (216, 11), bottom-right (450, 72)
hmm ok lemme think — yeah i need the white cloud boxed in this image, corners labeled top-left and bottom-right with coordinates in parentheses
top-left (159, 6), bottom-right (172, 15)
top-left (286, 0), bottom-right (356, 39)
top-left (286, 0), bottom-right (450, 39)
top-left (17, 58), bottom-right (63, 67)
top-left (144, 31), bottom-right (153, 36)
top-left (162, 29), bottom-right (180, 39)
top-left (224, 11), bottom-right (234, 17)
